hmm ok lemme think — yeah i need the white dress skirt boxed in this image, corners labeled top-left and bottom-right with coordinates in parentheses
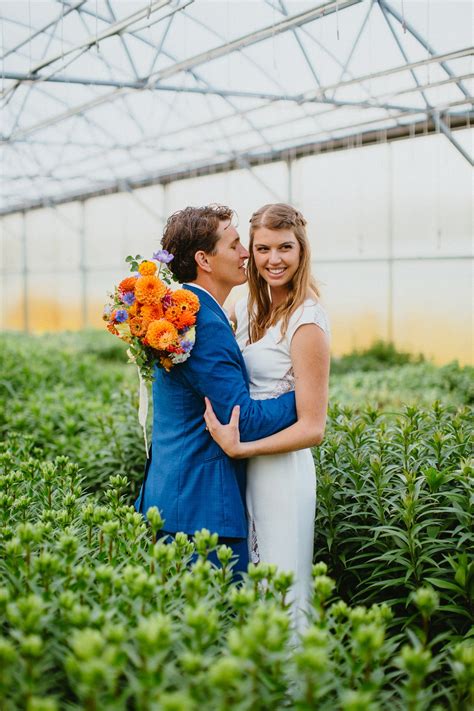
top-left (235, 297), bottom-right (330, 632)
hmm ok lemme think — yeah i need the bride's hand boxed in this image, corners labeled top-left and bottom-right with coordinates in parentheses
top-left (204, 397), bottom-right (244, 459)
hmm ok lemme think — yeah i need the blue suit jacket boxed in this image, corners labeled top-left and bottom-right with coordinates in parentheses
top-left (135, 284), bottom-right (297, 537)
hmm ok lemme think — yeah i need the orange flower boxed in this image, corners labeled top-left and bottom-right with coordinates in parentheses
top-left (128, 302), bottom-right (138, 318)
top-left (107, 323), bottom-right (119, 336)
top-left (119, 276), bottom-right (138, 293)
top-left (138, 260), bottom-right (157, 276)
top-left (165, 305), bottom-right (196, 330)
top-left (135, 276), bottom-right (167, 305)
top-left (146, 319), bottom-right (179, 350)
top-left (172, 289), bottom-right (200, 314)
top-left (159, 355), bottom-right (174, 371)
top-left (130, 317), bottom-right (147, 337)
top-left (140, 303), bottom-right (163, 324)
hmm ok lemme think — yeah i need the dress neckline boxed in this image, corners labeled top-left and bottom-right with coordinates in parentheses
top-left (241, 299), bottom-right (321, 350)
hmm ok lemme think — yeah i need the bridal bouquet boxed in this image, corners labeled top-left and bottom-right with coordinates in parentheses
top-left (103, 251), bottom-right (200, 382)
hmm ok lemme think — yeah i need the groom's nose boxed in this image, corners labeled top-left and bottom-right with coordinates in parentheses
top-left (239, 245), bottom-right (249, 258)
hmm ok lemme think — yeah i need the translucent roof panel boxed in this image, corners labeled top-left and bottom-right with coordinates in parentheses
top-left (0, 0), bottom-right (472, 214)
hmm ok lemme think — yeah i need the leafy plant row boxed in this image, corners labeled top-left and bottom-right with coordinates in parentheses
top-left (314, 402), bottom-right (473, 640)
top-left (1, 333), bottom-right (471, 499)
top-left (0, 446), bottom-right (472, 711)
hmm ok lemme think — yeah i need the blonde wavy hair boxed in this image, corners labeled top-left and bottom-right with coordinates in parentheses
top-left (247, 203), bottom-right (319, 343)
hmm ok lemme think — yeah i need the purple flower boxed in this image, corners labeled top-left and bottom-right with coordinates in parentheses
top-left (180, 339), bottom-right (193, 353)
top-left (162, 292), bottom-right (173, 309)
top-left (153, 249), bottom-right (174, 264)
top-left (114, 309), bottom-right (128, 323)
top-left (121, 292), bottom-right (135, 306)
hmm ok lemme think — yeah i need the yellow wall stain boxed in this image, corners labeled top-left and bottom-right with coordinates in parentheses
top-left (2, 298), bottom-right (472, 366)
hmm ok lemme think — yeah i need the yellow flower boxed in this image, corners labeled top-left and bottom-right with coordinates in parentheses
top-left (138, 261), bottom-right (157, 276)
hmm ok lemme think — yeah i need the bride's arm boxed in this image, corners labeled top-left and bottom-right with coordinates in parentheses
top-left (204, 323), bottom-right (330, 458)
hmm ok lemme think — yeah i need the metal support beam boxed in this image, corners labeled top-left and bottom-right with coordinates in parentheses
top-left (331, 0), bottom-right (374, 98)
top-left (21, 211), bottom-right (29, 332)
top-left (434, 112), bottom-right (473, 166)
top-left (0, 1), bottom-right (86, 61)
top-left (302, 47), bottom-right (474, 100)
top-left (122, 182), bottom-right (165, 223)
top-left (387, 144), bottom-right (393, 342)
top-left (79, 201), bottom-right (87, 328)
top-left (1, 0), bottom-right (362, 135)
top-left (1, 111), bottom-right (471, 216)
top-left (287, 156), bottom-right (293, 205)
top-left (379, 2), bottom-right (473, 166)
top-left (1, 70), bottom-right (428, 114)
top-left (8, 0), bottom-right (172, 79)
top-left (379, 0), bottom-right (470, 99)
top-left (146, 0), bottom-right (362, 88)
top-left (272, 0), bottom-right (324, 92)
top-left (235, 156), bottom-right (285, 203)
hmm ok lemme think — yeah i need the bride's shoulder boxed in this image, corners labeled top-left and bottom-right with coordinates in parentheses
top-left (289, 297), bottom-right (330, 337)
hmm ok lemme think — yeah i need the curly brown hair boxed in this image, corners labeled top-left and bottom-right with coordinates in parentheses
top-left (161, 205), bottom-right (234, 283)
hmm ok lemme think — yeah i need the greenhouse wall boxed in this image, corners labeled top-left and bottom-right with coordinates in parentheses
top-left (1, 129), bottom-right (472, 364)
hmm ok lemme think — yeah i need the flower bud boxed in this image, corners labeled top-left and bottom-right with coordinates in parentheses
top-left (27, 697), bottom-right (58, 711)
top-left (352, 623), bottom-right (385, 659)
top-left (313, 575), bottom-right (335, 602)
top-left (216, 544), bottom-right (234, 567)
top-left (329, 600), bottom-right (349, 620)
top-left (135, 613), bottom-right (172, 654)
top-left (58, 533), bottom-right (79, 559)
top-left (69, 628), bottom-right (105, 661)
top-left (193, 529), bottom-right (219, 557)
top-left (397, 645), bottom-right (432, 678)
top-left (155, 691), bottom-right (195, 711)
top-left (208, 656), bottom-right (242, 687)
top-left (146, 506), bottom-right (164, 534)
top-left (340, 689), bottom-right (377, 711)
top-left (19, 634), bottom-right (43, 658)
top-left (0, 636), bottom-right (17, 665)
top-left (312, 561), bottom-right (328, 577)
top-left (410, 587), bottom-right (439, 619)
top-left (295, 647), bottom-right (329, 674)
top-left (7, 594), bottom-right (44, 633)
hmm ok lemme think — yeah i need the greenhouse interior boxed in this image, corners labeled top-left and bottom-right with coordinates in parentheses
top-left (0, 2), bottom-right (473, 709)
top-left (1, 0), bottom-right (472, 362)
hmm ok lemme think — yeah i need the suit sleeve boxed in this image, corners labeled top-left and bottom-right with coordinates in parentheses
top-left (182, 318), bottom-right (297, 441)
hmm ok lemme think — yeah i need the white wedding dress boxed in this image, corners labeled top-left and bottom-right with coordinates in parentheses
top-left (235, 297), bottom-right (330, 632)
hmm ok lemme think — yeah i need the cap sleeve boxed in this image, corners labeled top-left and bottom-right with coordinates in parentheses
top-left (286, 300), bottom-right (330, 344)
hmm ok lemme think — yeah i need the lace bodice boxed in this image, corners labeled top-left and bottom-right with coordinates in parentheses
top-left (234, 297), bottom-right (330, 400)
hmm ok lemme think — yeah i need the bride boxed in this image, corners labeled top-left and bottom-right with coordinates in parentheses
top-left (204, 202), bottom-right (330, 630)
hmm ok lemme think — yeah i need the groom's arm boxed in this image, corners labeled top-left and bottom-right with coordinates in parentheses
top-left (183, 319), bottom-right (297, 441)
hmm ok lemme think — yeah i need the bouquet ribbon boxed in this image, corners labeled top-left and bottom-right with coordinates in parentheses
top-left (127, 348), bottom-right (149, 455)
top-left (138, 366), bottom-right (149, 456)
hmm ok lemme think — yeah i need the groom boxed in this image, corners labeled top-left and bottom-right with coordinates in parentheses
top-left (135, 204), bottom-right (297, 573)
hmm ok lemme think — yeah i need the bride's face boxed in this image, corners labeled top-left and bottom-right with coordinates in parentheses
top-left (252, 227), bottom-right (301, 288)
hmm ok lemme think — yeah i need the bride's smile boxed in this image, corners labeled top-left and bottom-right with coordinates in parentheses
top-left (252, 226), bottom-right (301, 289)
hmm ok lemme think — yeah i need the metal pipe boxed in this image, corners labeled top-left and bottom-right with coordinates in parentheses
top-left (1, 111), bottom-right (471, 216)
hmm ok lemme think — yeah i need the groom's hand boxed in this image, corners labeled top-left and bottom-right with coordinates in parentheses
top-left (204, 397), bottom-right (245, 459)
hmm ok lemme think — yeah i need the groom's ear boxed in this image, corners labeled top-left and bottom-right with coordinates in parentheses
top-left (195, 250), bottom-right (212, 273)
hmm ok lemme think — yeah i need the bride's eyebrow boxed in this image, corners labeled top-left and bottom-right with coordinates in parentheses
top-left (254, 240), bottom-right (296, 247)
